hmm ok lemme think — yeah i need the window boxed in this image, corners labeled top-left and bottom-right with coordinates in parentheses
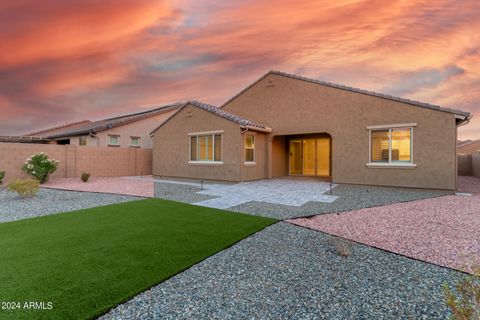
top-left (108, 135), bottom-right (119, 146)
top-left (245, 134), bottom-right (255, 163)
top-left (368, 125), bottom-right (414, 166)
top-left (130, 136), bottom-right (140, 147)
top-left (190, 133), bottom-right (222, 163)
top-left (79, 136), bottom-right (87, 146)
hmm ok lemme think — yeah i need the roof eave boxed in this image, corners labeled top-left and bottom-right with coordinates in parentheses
top-left (241, 125), bottom-right (272, 133)
top-left (455, 113), bottom-right (473, 126)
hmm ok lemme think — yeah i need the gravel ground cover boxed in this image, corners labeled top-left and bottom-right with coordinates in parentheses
top-left (288, 178), bottom-right (480, 272)
top-left (229, 183), bottom-right (450, 219)
top-left (0, 189), bottom-right (138, 223)
top-left (154, 181), bottom-right (216, 203)
top-left (43, 176), bottom-right (154, 197)
top-left (43, 176), bottom-right (450, 219)
top-left (457, 175), bottom-right (480, 194)
top-left (102, 222), bottom-right (461, 320)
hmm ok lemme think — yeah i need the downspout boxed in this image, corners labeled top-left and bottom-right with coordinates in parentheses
top-left (455, 114), bottom-right (473, 191)
top-left (240, 127), bottom-right (249, 183)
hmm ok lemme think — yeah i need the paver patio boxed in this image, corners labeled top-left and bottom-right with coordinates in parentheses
top-left (44, 175), bottom-right (452, 219)
top-left (193, 178), bottom-right (338, 209)
top-left (288, 176), bottom-right (480, 273)
top-left (154, 177), bottom-right (449, 219)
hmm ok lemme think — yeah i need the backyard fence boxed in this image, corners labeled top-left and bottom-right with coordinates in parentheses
top-left (0, 143), bottom-right (152, 183)
top-left (458, 152), bottom-right (480, 178)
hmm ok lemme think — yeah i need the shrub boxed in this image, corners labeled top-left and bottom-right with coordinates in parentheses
top-left (81, 172), bottom-right (91, 182)
top-left (7, 179), bottom-right (40, 198)
top-left (0, 171), bottom-right (5, 185)
top-left (332, 237), bottom-right (354, 257)
top-left (444, 263), bottom-right (480, 320)
top-left (22, 152), bottom-right (58, 184)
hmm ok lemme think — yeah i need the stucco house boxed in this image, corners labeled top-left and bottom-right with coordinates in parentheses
top-left (151, 71), bottom-right (471, 190)
top-left (457, 139), bottom-right (480, 155)
top-left (19, 103), bottom-right (183, 148)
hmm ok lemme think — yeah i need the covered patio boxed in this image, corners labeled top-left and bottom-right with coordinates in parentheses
top-left (268, 132), bottom-right (332, 179)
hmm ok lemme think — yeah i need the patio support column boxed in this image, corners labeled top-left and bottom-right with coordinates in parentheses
top-left (266, 134), bottom-right (273, 179)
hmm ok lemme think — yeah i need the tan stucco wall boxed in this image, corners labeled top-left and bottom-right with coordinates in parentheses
top-left (0, 143), bottom-right (152, 183)
top-left (68, 109), bottom-right (177, 148)
top-left (223, 73), bottom-right (458, 190)
top-left (152, 105), bottom-right (245, 181)
top-left (242, 131), bottom-right (267, 181)
top-left (271, 136), bottom-right (288, 177)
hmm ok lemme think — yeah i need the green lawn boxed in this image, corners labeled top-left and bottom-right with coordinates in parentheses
top-left (0, 199), bottom-right (276, 319)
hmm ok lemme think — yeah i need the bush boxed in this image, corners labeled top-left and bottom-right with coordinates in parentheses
top-left (332, 237), bottom-right (354, 257)
top-left (7, 179), bottom-right (40, 198)
top-left (444, 263), bottom-right (480, 320)
top-left (81, 172), bottom-right (91, 182)
top-left (22, 152), bottom-right (58, 183)
top-left (0, 171), bottom-right (5, 185)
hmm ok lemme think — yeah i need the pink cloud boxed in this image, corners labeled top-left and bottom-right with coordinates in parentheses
top-left (0, 0), bottom-right (479, 139)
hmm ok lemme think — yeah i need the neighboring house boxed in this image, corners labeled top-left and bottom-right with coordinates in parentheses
top-left (151, 70), bottom-right (471, 190)
top-left (15, 103), bottom-right (183, 148)
top-left (457, 139), bottom-right (480, 155)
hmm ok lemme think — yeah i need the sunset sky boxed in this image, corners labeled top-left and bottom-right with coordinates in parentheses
top-left (0, 0), bottom-right (479, 139)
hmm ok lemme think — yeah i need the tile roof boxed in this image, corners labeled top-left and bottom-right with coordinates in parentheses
top-left (25, 120), bottom-right (93, 137)
top-left (45, 102), bottom-right (184, 139)
top-left (150, 100), bottom-right (271, 135)
top-left (457, 139), bottom-right (480, 147)
top-left (188, 100), bottom-right (270, 131)
top-left (220, 70), bottom-right (471, 119)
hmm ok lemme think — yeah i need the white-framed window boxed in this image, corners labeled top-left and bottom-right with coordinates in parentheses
top-left (79, 136), bottom-right (87, 146)
top-left (244, 133), bottom-right (255, 163)
top-left (130, 136), bottom-right (140, 147)
top-left (189, 131), bottom-right (222, 164)
top-left (108, 135), bottom-right (120, 146)
top-left (367, 124), bottom-right (415, 167)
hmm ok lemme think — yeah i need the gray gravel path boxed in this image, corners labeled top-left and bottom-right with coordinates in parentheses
top-left (229, 184), bottom-right (451, 219)
top-left (0, 188), bottom-right (140, 223)
top-left (154, 182), bottom-right (216, 203)
top-left (101, 222), bottom-right (461, 320)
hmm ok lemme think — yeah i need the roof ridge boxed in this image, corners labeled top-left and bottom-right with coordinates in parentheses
top-left (220, 70), bottom-right (470, 118)
top-left (150, 100), bottom-right (271, 135)
top-left (187, 100), bottom-right (269, 130)
top-left (458, 139), bottom-right (480, 147)
top-left (103, 102), bottom-right (185, 121)
top-left (46, 102), bottom-right (184, 139)
top-left (25, 120), bottom-right (92, 136)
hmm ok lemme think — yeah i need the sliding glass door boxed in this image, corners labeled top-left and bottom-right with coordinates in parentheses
top-left (288, 138), bottom-right (331, 176)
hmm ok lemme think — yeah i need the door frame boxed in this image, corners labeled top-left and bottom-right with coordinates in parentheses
top-left (288, 138), bottom-right (331, 177)
top-left (288, 139), bottom-right (303, 176)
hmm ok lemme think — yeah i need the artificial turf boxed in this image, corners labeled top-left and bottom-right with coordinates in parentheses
top-left (0, 198), bottom-right (276, 319)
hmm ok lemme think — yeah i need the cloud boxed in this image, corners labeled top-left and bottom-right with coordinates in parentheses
top-left (0, 0), bottom-right (479, 139)
top-left (380, 65), bottom-right (466, 96)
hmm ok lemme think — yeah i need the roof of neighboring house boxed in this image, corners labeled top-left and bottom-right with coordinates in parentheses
top-left (43, 102), bottom-right (184, 139)
top-left (457, 139), bottom-right (478, 147)
top-left (220, 70), bottom-right (472, 119)
top-left (458, 139), bottom-right (472, 145)
top-left (25, 120), bottom-right (93, 137)
top-left (150, 100), bottom-right (271, 135)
